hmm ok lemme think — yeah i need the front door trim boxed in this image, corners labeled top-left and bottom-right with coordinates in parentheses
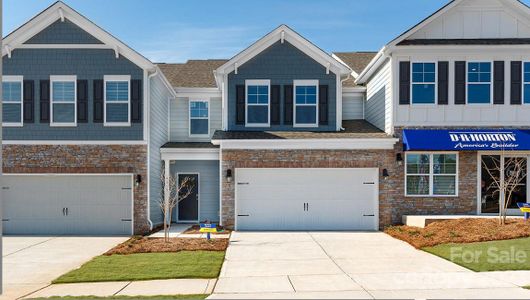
top-left (176, 172), bottom-right (200, 223)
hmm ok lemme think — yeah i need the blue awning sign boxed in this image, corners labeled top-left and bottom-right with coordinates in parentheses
top-left (402, 129), bottom-right (530, 151)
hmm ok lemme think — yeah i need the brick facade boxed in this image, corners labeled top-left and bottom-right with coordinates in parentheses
top-left (3, 144), bottom-right (149, 234)
top-left (221, 145), bottom-right (478, 230)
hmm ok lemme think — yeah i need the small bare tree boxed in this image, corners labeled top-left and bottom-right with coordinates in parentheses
top-left (158, 172), bottom-right (195, 242)
top-left (482, 154), bottom-right (527, 225)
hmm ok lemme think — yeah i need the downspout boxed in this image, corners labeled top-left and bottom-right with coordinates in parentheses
top-left (146, 68), bottom-right (159, 230)
top-left (339, 73), bottom-right (351, 131)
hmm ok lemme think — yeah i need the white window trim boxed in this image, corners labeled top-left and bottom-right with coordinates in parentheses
top-left (2, 75), bottom-right (24, 127)
top-left (245, 79), bottom-right (270, 127)
top-left (410, 62), bottom-right (437, 105)
top-left (189, 98), bottom-right (210, 137)
top-left (50, 75), bottom-right (77, 127)
top-left (104, 75), bottom-right (131, 127)
top-left (293, 79), bottom-right (319, 128)
top-left (522, 62), bottom-right (530, 105)
top-left (404, 152), bottom-right (459, 197)
top-left (466, 61), bottom-right (493, 105)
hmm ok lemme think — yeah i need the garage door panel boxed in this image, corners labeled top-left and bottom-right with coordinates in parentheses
top-left (2, 175), bottom-right (132, 235)
top-left (236, 168), bottom-right (378, 231)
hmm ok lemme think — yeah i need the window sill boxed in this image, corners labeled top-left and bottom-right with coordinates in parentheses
top-left (2, 123), bottom-right (23, 127)
top-left (104, 122), bottom-right (131, 127)
top-left (245, 124), bottom-right (270, 128)
top-left (404, 194), bottom-right (459, 198)
top-left (293, 124), bottom-right (319, 128)
top-left (50, 123), bottom-right (77, 127)
top-left (189, 134), bottom-right (210, 138)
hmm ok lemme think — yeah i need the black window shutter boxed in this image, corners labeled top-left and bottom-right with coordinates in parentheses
top-left (284, 85), bottom-right (293, 125)
top-left (511, 61), bottom-right (522, 105)
top-left (270, 85), bottom-right (280, 125)
top-left (319, 85), bottom-right (328, 125)
top-left (437, 62), bottom-right (449, 105)
top-left (454, 61), bottom-right (466, 105)
top-left (131, 79), bottom-right (142, 123)
top-left (77, 80), bottom-right (88, 122)
top-left (493, 61), bottom-right (505, 105)
top-left (23, 80), bottom-right (34, 123)
top-left (39, 80), bottom-right (50, 123)
top-left (93, 79), bottom-right (104, 123)
top-left (399, 61), bottom-right (410, 105)
top-left (235, 85), bottom-right (245, 125)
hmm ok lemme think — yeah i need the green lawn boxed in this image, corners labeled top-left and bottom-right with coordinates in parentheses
top-left (424, 237), bottom-right (530, 272)
top-left (53, 251), bottom-right (225, 283)
top-left (31, 295), bottom-right (208, 300)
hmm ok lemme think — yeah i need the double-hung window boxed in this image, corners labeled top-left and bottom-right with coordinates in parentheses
top-left (104, 75), bottom-right (130, 126)
top-left (467, 62), bottom-right (492, 104)
top-left (405, 153), bottom-right (458, 196)
top-left (294, 80), bottom-right (318, 127)
top-left (189, 100), bottom-right (209, 136)
top-left (245, 80), bottom-right (270, 127)
top-left (2, 76), bottom-right (23, 127)
top-left (50, 75), bottom-right (76, 126)
top-left (411, 62), bottom-right (436, 104)
top-left (523, 62), bottom-right (530, 104)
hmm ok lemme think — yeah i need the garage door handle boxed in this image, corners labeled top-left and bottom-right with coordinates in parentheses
top-left (121, 219), bottom-right (132, 222)
top-left (363, 214), bottom-right (375, 217)
top-left (62, 207), bottom-right (66, 216)
top-left (237, 182), bottom-right (249, 185)
top-left (237, 214), bottom-right (250, 217)
top-left (2, 219), bottom-right (9, 222)
top-left (363, 182), bottom-right (375, 185)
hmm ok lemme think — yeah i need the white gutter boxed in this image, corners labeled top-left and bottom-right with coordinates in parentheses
top-left (355, 46), bottom-right (389, 84)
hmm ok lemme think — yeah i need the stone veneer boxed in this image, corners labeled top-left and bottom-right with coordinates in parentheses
top-left (221, 142), bottom-right (478, 229)
top-left (3, 144), bottom-right (149, 234)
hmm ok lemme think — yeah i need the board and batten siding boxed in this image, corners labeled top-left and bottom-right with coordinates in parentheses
top-left (392, 53), bottom-right (530, 127)
top-left (148, 75), bottom-right (172, 226)
top-left (169, 97), bottom-right (222, 142)
top-left (171, 160), bottom-right (220, 222)
top-left (365, 59), bottom-right (392, 132)
top-left (342, 93), bottom-right (364, 120)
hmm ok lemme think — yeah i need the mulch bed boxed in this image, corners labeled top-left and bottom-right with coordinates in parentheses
top-left (183, 225), bottom-right (232, 235)
top-left (104, 236), bottom-right (229, 255)
top-left (385, 218), bottom-right (530, 249)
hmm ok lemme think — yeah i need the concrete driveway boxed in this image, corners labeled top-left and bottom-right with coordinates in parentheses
top-left (2, 236), bottom-right (127, 300)
top-left (210, 232), bottom-right (530, 299)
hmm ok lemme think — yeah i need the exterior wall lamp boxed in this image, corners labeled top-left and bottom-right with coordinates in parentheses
top-left (396, 153), bottom-right (403, 165)
top-left (382, 169), bottom-right (389, 178)
top-left (135, 174), bottom-right (142, 187)
top-left (226, 169), bottom-right (233, 182)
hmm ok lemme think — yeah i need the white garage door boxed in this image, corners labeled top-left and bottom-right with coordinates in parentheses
top-left (236, 168), bottom-right (378, 231)
top-left (2, 175), bottom-right (133, 235)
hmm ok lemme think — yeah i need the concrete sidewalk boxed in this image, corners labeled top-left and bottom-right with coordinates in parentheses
top-left (25, 279), bottom-right (217, 298)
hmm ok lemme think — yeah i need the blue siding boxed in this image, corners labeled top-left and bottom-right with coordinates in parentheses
top-left (170, 160), bottom-right (220, 223)
top-left (149, 75), bottom-right (171, 226)
top-left (3, 49), bottom-right (144, 140)
top-left (24, 19), bottom-right (103, 44)
top-left (228, 41), bottom-right (337, 131)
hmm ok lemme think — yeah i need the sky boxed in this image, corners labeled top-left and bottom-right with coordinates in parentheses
top-left (4, 0), bottom-right (530, 63)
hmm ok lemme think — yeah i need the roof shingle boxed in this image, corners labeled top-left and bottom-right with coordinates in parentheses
top-left (333, 52), bottom-right (377, 87)
top-left (157, 59), bottom-right (227, 88)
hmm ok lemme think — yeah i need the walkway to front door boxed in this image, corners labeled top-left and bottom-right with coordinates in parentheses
top-left (210, 232), bottom-right (530, 299)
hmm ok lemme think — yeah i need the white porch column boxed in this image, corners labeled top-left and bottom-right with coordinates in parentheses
top-left (164, 159), bottom-right (170, 224)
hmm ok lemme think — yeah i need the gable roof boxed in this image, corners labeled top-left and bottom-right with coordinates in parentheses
top-left (214, 25), bottom-right (351, 86)
top-left (158, 60), bottom-right (228, 88)
top-left (2, 1), bottom-right (154, 70)
top-left (356, 0), bottom-right (530, 84)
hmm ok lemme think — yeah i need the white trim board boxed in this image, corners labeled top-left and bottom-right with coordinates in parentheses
top-left (213, 25), bottom-right (351, 87)
top-left (2, 1), bottom-right (154, 70)
top-left (160, 148), bottom-right (220, 161)
top-left (212, 138), bottom-right (399, 150)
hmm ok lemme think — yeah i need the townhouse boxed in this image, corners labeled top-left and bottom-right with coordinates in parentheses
top-left (2, 0), bottom-right (529, 235)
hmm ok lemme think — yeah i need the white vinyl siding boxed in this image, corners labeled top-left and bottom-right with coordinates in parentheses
top-left (170, 97), bottom-right (221, 142)
top-left (366, 59), bottom-right (392, 133)
top-left (2, 76), bottom-right (24, 127)
top-left (50, 75), bottom-right (76, 127)
top-left (104, 75), bottom-right (130, 126)
top-left (342, 93), bottom-right (364, 120)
